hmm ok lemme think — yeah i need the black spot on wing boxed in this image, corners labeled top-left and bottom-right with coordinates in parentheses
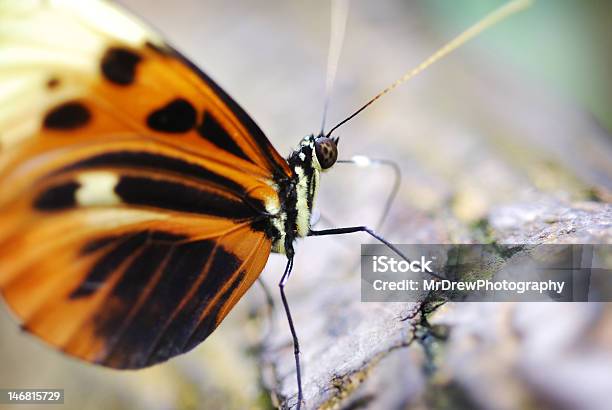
top-left (70, 232), bottom-right (148, 299)
top-left (100, 239), bottom-right (216, 368)
top-left (101, 47), bottom-right (142, 86)
top-left (146, 98), bottom-right (197, 133)
top-left (159, 45), bottom-right (291, 175)
top-left (196, 112), bottom-right (253, 163)
top-left (114, 176), bottom-right (256, 219)
top-left (34, 181), bottom-right (80, 210)
top-left (43, 101), bottom-right (91, 130)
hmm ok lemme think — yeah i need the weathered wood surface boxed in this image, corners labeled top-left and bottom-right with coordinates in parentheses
top-left (0, 1), bottom-right (610, 410)
top-left (261, 198), bottom-right (611, 410)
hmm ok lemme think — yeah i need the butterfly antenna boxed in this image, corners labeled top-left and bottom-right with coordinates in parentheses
top-left (325, 0), bottom-right (532, 138)
top-left (320, 0), bottom-right (350, 136)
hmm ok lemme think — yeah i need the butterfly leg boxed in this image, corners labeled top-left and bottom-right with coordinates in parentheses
top-left (308, 226), bottom-right (446, 280)
top-left (321, 157), bottom-right (402, 276)
top-left (278, 256), bottom-right (303, 409)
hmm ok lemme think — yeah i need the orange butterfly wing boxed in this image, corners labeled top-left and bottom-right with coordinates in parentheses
top-left (1, 216), bottom-right (271, 368)
top-left (0, 0), bottom-right (286, 367)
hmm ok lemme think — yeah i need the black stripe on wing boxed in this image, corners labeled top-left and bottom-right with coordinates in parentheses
top-left (73, 230), bottom-right (249, 368)
top-left (71, 231), bottom-right (188, 299)
top-left (59, 151), bottom-right (246, 197)
top-left (196, 112), bottom-right (252, 163)
top-left (34, 150), bottom-right (271, 218)
top-left (144, 246), bottom-right (243, 365)
top-left (114, 176), bottom-right (257, 219)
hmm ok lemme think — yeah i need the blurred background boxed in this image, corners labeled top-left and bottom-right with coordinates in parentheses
top-left (429, 0), bottom-right (612, 133)
top-left (1, 1), bottom-right (611, 409)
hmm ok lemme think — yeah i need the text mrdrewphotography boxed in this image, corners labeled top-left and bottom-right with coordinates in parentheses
top-left (361, 243), bottom-right (611, 302)
top-left (371, 277), bottom-right (565, 294)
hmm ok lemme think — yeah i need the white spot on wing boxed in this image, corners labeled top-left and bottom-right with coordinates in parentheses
top-left (76, 171), bottom-right (121, 206)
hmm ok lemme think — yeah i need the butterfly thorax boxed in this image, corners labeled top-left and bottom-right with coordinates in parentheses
top-left (269, 134), bottom-right (338, 256)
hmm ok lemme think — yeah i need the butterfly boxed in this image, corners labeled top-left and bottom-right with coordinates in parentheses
top-left (0, 0), bottom-right (530, 408)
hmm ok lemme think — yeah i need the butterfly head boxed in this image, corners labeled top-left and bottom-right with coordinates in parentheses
top-left (313, 134), bottom-right (339, 171)
top-left (293, 134), bottom-right (339, 172)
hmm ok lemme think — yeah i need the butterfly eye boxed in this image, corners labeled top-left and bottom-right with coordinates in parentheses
top-left (314, 136), bottom-right (338, 169)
